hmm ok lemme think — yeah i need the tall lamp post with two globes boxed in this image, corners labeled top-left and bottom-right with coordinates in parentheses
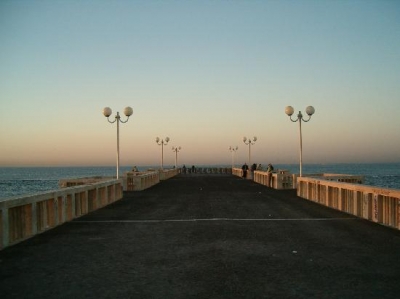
top-left (243, 136), bottom-right (257, 166)
top-left (172, 146), bottom-right (181, 168)
top-left (156, 137), bottom-right (170, 170)
top-left (285, 105), bottom-right (315, 177)
top-left (102, 106), bottom-right (133, 179)
top-left (229, 146), bottom-right (238, 168)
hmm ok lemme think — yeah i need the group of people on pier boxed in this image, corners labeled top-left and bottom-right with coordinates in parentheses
top-left (241, 162), bottom-right (274, 187)
top-left (182, 165), bottom-right (196, 174)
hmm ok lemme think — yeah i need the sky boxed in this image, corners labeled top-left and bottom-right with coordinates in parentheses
top-left (0, 0), bottom-right (399, 168)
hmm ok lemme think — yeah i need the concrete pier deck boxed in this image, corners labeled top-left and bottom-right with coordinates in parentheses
top-left (1, 174), bottom-right (400, 298)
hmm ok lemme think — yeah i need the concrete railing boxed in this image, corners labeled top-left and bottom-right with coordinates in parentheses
top-left (234, 168), bottom-right (364, 190)
top-left (124, 171), bottom-right (160, 191)
top-left (0, 179), bottom-right (123, 250)
top-left (59, 176), bottom-right (114, 188)
top-left (233, 168), bottom-right (293, 188)
top-left (124, 169), bottom-right (179, 191)
top-left (297, 177), bottom-right (400, 230)
top-left (159, 168), bottom-right (179, 180)
top-left (299, 173), bottom-right (364, 189)
top-left (61, 169), bottom-right (179, 192)
top-left (232, 167), bottom-right (244, 177)
top-left (310, 173), bottom-right (364, 184)
top-left (253, 170), bottom-right (295, 189)
top-left (182, 167), bottom-right (232, 174)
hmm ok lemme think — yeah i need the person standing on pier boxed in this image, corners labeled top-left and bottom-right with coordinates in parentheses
top-left (266, 163), bottom-right (274, 187)
top-left (242, 163), bottom-right (249, 178)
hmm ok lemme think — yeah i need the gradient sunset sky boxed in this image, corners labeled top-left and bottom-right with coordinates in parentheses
top-left (1, 0), bottom-right (399, 167)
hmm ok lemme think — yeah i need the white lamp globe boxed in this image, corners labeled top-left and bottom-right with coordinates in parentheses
top-left (306, 106), bottom-right (315, 116)
top-left (103, 107), bottom-right (112, 117)
top-left (124, 106), bottom-right (133, 117)
top-left (285, 106), bottom-right (294, 116)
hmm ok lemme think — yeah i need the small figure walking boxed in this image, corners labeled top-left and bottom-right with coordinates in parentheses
top-left (182, 164), bottom-right (187, 175)
top-left (241, 163), bottom-right (249, 179)
top-left (266, 163), bottom-right (274, 187)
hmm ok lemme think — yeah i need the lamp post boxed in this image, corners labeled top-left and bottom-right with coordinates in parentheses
top-left (156, 137), bottom-right (170, 170)
top-left (243, 136), bottom-right (257, 166)
top-left (229, 146), bottom-right (238, 168)
top-left (285, 105), bottom-right (315, 177)
top-left (102, 106), bottom-right (133, 179)
top-left (172, 146), bottom-right (181, 168)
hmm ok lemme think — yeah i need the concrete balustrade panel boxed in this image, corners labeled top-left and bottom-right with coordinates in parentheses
top-left (297, 177), bottom-right (400, 230)
top-left (54, 197), bottom-right (60, 226)
top-left (88, 189), bottom-right (97, 212)
top-left (232, 168), bottom-right (242, 177)
top-left (99, 187), bottom-right (107, 207)
top-left (107, 186), bottom-right (113, 203)
top-left (159, 169), bottom-right (179, 181)
top-left (0, 179), bottom-right (123, 250)
top-left (75, 192), bottom-right (82, 217)
top-left (122, 171), bottom-right (164, 191)
top-left (57, 196), bottom-right (64, 224)
top-left (36, 199), bottom-right (49, 232)
top-left (252, 171), bottom-right (293, 189)
top-left (0, 211), bottom-right (3, 249)
top-left (66, 194), bottom-right (74, 221)
top-left (9, 204), bottom-right (33, 243)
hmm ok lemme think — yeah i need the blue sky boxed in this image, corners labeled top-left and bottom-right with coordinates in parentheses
top-left (0, 0), bottom-right (399, 167)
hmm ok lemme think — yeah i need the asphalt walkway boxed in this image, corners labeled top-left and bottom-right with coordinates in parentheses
top-left (1, 174), bottom-right (400, 299)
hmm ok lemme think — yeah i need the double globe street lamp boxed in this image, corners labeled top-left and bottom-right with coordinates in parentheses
top-left (229, 146), bottom-right (238, 168)
top-left (285, 105), bottom-right (315, 177)
top-left (172, 146), bottom-right (181, 168)
top-left (102, 106), bottom-right (133, 179)
top-left (243, 136), bottom-right (257, 166)
top-left (156, 137), bottom-right (170, 170)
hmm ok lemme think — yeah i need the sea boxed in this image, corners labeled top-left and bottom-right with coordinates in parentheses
top-left (0, 163), bottom-right (399, 200)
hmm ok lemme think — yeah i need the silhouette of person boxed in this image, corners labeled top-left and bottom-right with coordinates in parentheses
top-left (241, 163), bottom-right (249, 178)
top-left (266, 163), bottom-right (274, 187)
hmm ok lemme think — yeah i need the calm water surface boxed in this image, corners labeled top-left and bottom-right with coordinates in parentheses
top-left (0, 163), bottom-right (399, 200)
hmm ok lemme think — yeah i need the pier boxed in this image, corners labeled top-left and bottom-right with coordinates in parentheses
top-left (1, 173), bottom-right (400, 298)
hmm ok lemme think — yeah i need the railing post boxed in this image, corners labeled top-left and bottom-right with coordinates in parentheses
top-left (31, 202), bottom-right (38, 235)
top-left (1, 208), bottom-right (9, 249)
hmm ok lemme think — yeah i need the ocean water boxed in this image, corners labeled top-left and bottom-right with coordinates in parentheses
top-left (0, 163), bottom-right (399, 200)
top-left (0, 166), bottom-right (133, 201)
